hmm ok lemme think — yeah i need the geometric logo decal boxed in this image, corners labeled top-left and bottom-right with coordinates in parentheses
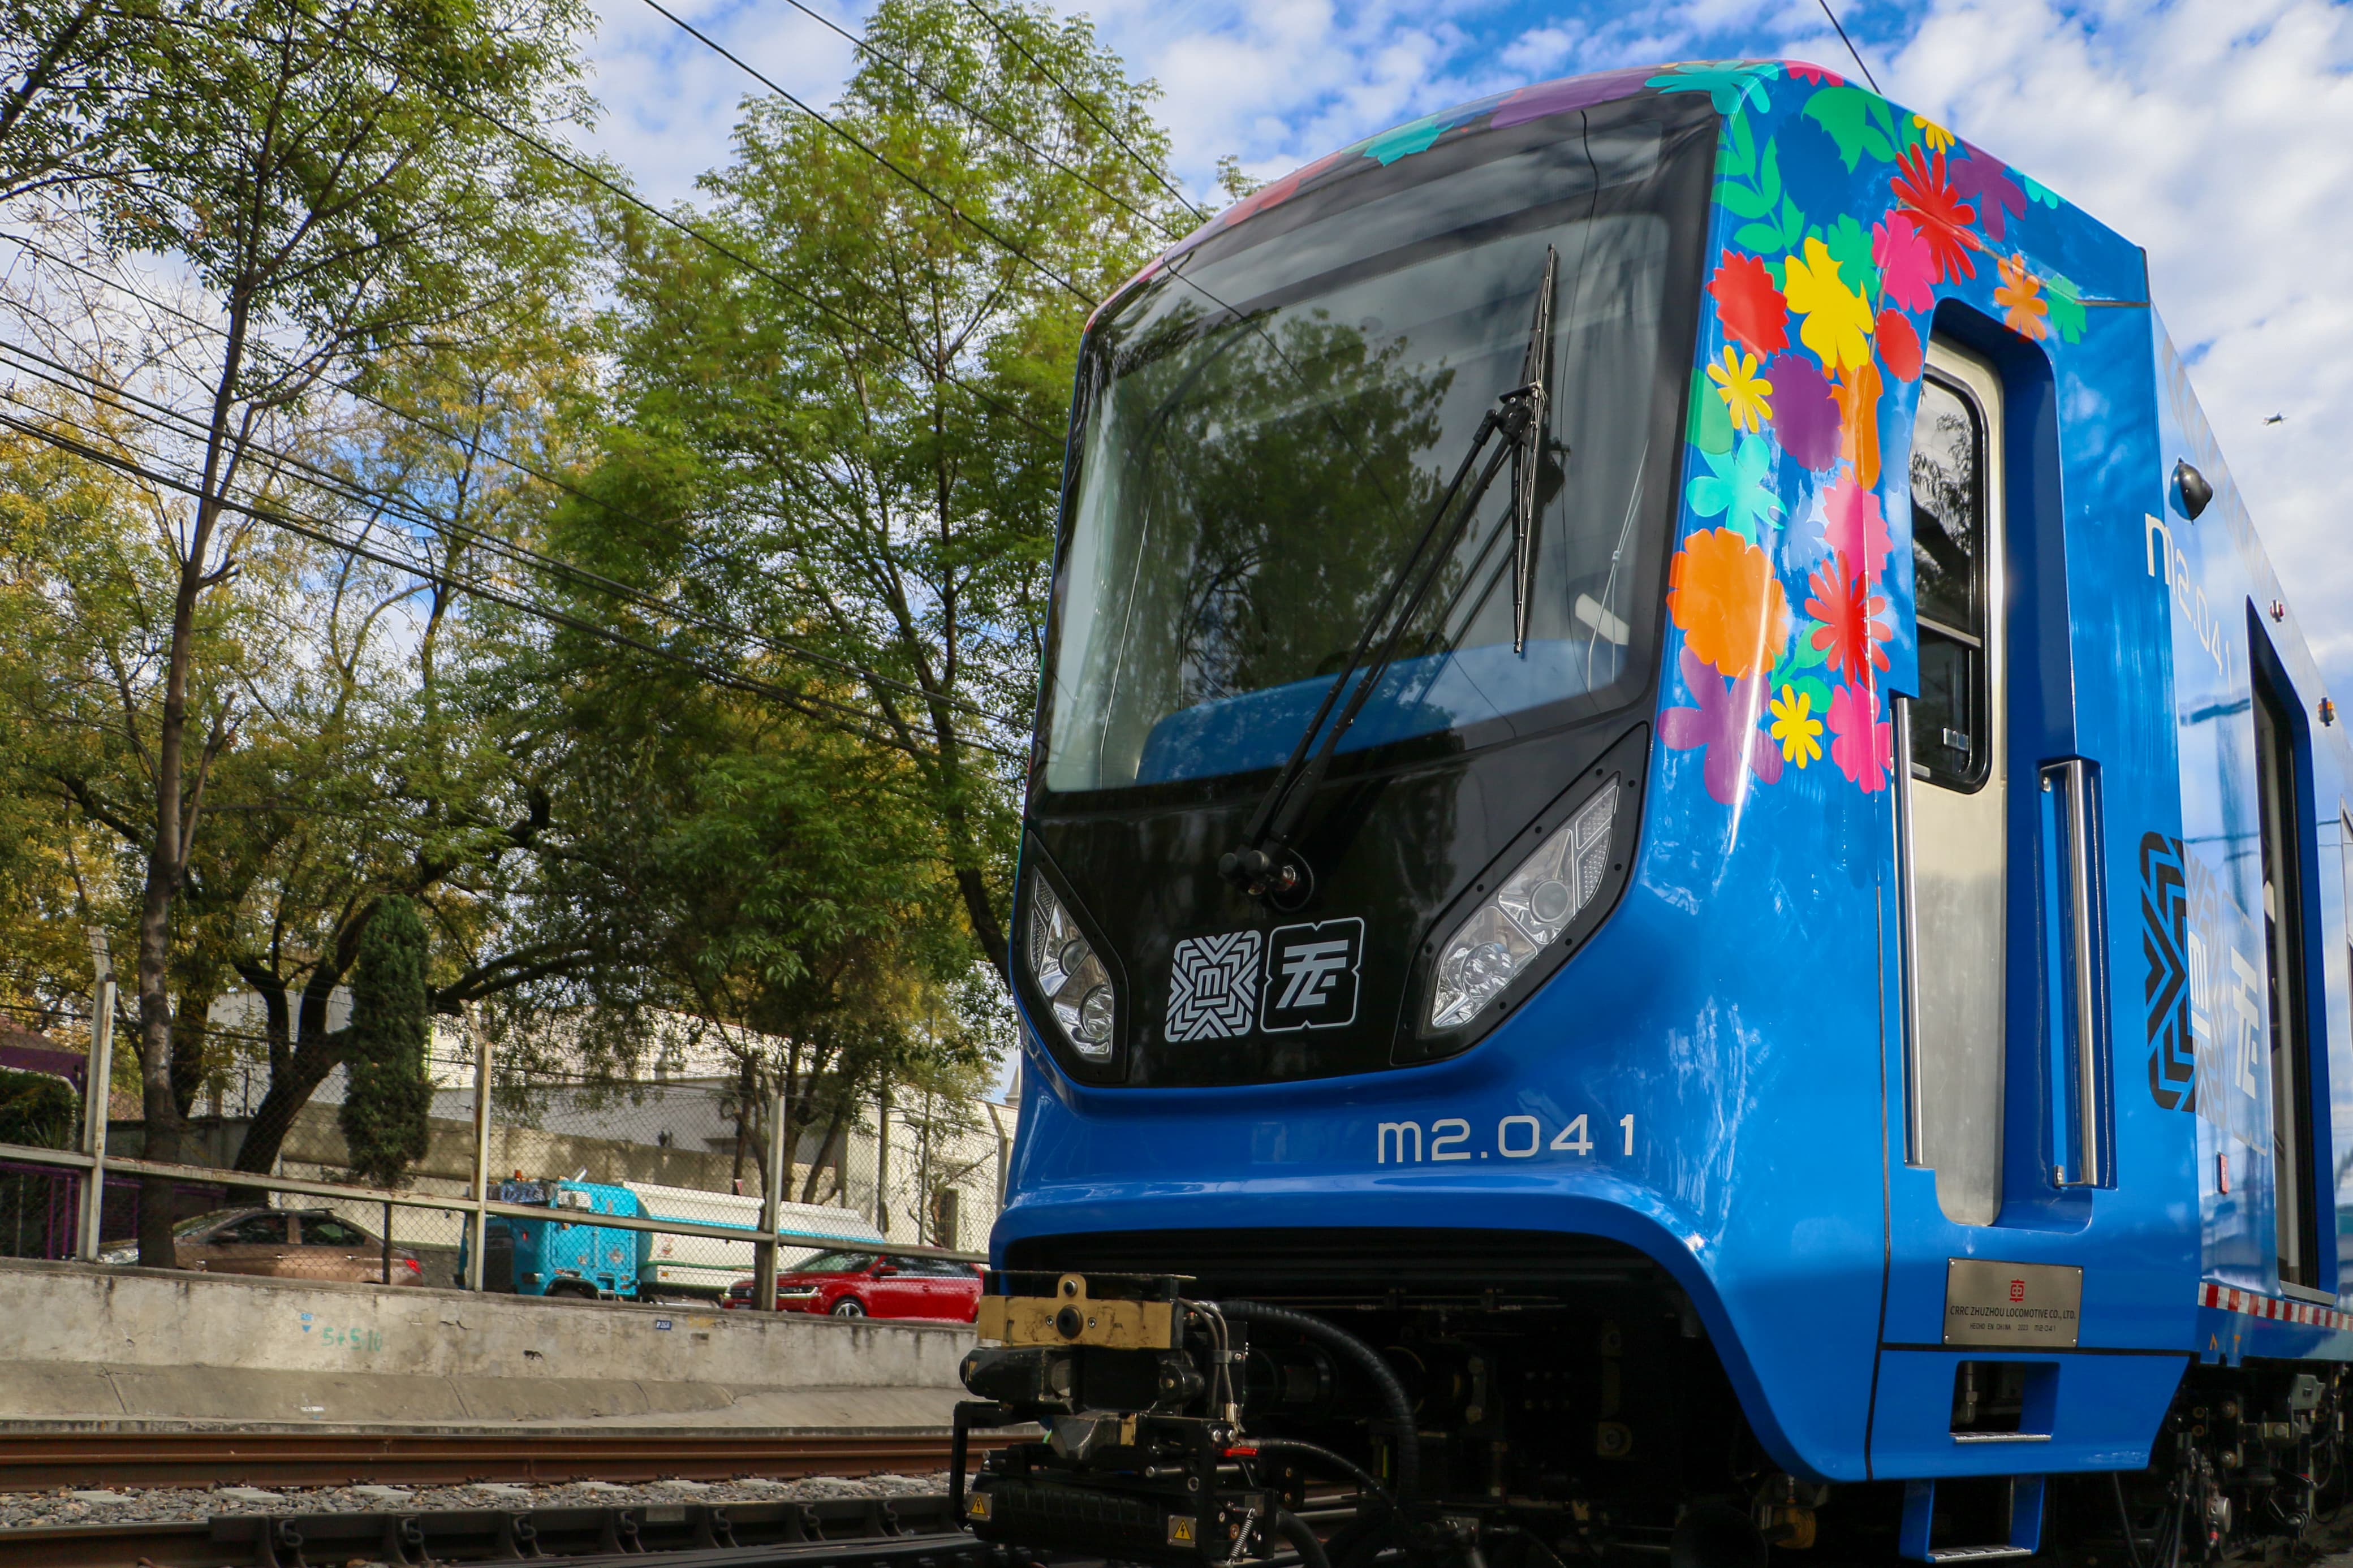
top-left (1260, 918), bottom-right (1364, 1033)
top-left (1166, 930), bottom-right (1263, 1043)
top-left (2140, 831), bottom-right (2199, 1114)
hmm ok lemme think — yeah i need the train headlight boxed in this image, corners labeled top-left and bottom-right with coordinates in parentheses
top-left (1027, 879), bottom-right (1117, 1060)
top-left (1428, 785), bottom-right (1618, 1029)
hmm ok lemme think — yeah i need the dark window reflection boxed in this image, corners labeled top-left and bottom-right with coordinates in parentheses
top-left (1910, 375), bottom-right (1989, 792)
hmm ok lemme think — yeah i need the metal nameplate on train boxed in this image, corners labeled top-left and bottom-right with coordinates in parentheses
top-left (1943, 1259), bottom-right (2083, 1347)
top-left (976, 1272), bottom-right (1176, 1349)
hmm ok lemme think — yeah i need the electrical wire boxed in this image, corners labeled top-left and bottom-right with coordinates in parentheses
top-left (953, 0), bottom-right (1208, 226)
top-left (765, 0), bottom-right (1184, 243)
top-left (0, 232), bottom-right (1021, 732)
top-left (0, 328), bottom-right (1020, 732)
top-left (79, 5), bottom-right (1063, 445)
top-left (1815, 0), bottom-right (1882, 93)
top-left (635, 0), bottom-right (1098, 306)
top-left (0, 395), bottom-right (1027, 758)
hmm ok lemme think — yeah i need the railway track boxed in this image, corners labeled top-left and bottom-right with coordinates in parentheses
top-left (0, 1491), bottom-right (1007, 1567)
top-left (0, 1428), bottom-right (1016, 1491)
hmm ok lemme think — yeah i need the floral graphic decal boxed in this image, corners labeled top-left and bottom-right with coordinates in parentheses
top-left (1648, 57), bottom-right (2092, 812)
top-left (1662, 649), bottom-right (1784, 805)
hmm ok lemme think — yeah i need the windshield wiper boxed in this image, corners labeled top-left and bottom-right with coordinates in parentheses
top-left (1510, 245), bottom-right (1558, 653)
top-left (1218, 247), bottom-right (1561, 903)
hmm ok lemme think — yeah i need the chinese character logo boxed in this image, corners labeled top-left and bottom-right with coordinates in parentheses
top-left (1261, 919), bottom-right (1364, 1033)
top-left (1166, 931), bottom-right (1262, 1042)
top-left (2009, 1279), bottom-right (2026, 1303)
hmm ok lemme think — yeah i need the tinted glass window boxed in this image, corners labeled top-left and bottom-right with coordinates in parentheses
top-left (1909, 374), bottom-right (1990, 790)
top-left (794, 1250), bottom-right (874, 1274)
top-left (1044, 106), bottom-right (1708, 793)
top-left (222, 1214), bottom-right (288, 1244)
top-left (1912, 379), bottom-right (1983, 636)
top-left (300, 1216), bottom-right (368, 1246)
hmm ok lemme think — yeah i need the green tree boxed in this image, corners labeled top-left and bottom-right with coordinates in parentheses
top-left (338, 896), bottom-right (431, 1187)
top-left (595, 0), bottom-right (1187, 974)
top-left (66, 0), bottom-right (583, 1264)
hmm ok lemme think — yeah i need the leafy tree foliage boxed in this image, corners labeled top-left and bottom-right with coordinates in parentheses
top-left (339, 896), bottom-right (432, 1187)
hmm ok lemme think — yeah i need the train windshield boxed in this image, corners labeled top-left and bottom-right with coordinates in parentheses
top-left (1044, 103), bottom-right (1706, 794)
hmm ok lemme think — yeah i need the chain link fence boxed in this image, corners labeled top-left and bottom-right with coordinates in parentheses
top-left (0, 1002), bottom-right (1012, 1312)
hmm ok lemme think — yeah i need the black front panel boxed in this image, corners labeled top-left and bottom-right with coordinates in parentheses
top-left (1018, 719), bottom-right (1649, 1085)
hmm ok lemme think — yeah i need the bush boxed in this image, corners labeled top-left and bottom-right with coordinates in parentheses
top-left (0, 1068), bottom-right (79, 1149)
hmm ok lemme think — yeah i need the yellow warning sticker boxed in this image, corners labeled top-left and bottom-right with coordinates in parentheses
top-left (968, 1494), bottom-right (992, 1521)
top-left (1168, 1516), bottom-right (1197, 1545)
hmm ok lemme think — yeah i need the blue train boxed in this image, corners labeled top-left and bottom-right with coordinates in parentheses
top-left (960, 58), bottom-right (2353, 1568)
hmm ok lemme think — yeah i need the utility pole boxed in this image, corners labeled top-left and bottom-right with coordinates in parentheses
top-left (76, 929), bottom-right (114, 1263)
top-left (465, 1026), bottom-right (492, 1290)
top-left (874, 1083), bottom-right (891, 1237)
top-left (754, 1086), bottom-right (786, 1311)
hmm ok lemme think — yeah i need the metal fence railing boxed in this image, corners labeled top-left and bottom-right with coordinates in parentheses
top-left (0, 998), bottom-right (1010, 1313)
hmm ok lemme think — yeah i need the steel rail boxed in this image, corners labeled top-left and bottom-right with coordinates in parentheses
top-left (0, 1429), bottom-right (1020, 1492)
top-left (0, 1493), bottom-right (1011, 1566)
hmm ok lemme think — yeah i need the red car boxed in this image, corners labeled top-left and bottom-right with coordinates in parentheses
top-left (722, 1249), bottom-right (982, 1320)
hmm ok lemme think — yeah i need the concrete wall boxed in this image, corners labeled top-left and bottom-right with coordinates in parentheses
top-left (0, 1258), bottom-right (977, 1435)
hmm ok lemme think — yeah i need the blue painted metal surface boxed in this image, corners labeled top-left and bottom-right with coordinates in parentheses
top-left (999, 58), bottom-right (2353, 1489)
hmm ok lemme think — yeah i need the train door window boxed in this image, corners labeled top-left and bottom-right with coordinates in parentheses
top-left (2250, 646), bottom-right (2318, 1287)
top-left (1907, 350), bottom-right (2007, 1226)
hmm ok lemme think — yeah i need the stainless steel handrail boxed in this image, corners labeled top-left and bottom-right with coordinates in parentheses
top-left (1892, 694), bottom-right (1925, 1166)
top-left (2045, 758), bottom-right (2107, 1187)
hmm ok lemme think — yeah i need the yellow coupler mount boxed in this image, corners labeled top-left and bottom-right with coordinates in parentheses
top-left (976, 1272), bottom-right (1176, 1351)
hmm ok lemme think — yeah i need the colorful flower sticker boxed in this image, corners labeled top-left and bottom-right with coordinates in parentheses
top-left (1802, 85), bottom-right (1899, 171)
top-left (1661, 649), bottom-right (1785, 805)
top-left (1709, 251), bottom-right (1790, 357)
top-left (1667, 525), bottom-right (1791, 680)
top-left (1768, 684), bottom-right (1824, 767)
top-left (1805, 555), bottom-right (1894, 683)
top-left (1891, 146), bottom-right (1980, 283)
top-left (1707, 346), bottom-right (1774, 433)
top-left (1994, 253), bottom-right (2050, 342)
top-left (1686, 433), bottom-right (1786, 542)
top-left (1911, 114), bottom-right (1955, 152)
top-left (1688, 366), bottom-right (1735, 454)
top-left (1490, 67), bottom-right (1657, 129)
top-left (1822, 469), bottom-right (1892, 580)
top-left (1822, 214), bottom-right (1881, 308)
top-left (1786, 62), bottom-right (1845, 87)
top-left (2045, 272), bottom-right (2087, 344)
top-left (1834, 357), bottom-right (1884, 490)
top-left (1647, 61), bottom-right (1780, 115)
top-left (1782, 236), bottom-right (1875, 378)
top-left (1876, 309), bottom-right (1924, 381)
top-left (1363, 111), bottom-right (1459, 165)
top-left (1950, 152), bottom-right (2027, 243)
top-left (1768, 354), bottom-right (1842, 472)
top-left (1872, 212), bottom-right (1936, 312)
top-left (1827, 680), bottom-right (1893, 792)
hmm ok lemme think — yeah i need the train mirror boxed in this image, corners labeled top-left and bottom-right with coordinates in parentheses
top-left (2173, 458), bottom-right (2213, 520)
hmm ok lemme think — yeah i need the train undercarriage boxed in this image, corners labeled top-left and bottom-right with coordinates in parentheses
top-left (955, 1236), bottom-right (2347, 1568)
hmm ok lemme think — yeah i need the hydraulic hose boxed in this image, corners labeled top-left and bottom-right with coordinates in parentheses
top-left (1275, 1507), bottom-right (1334, 1568)
top-left (1213, 1299), bottom-right (1419, 1513)
top-left (1245, 1437), bottom-right (1397, 1513)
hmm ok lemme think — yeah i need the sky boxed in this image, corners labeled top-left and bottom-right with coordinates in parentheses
top-left (578, 0), bottom-right (2353, 696)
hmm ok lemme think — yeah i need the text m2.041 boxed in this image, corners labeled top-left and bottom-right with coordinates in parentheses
top-left (1376, 1113), bottom-right (1635, 1164)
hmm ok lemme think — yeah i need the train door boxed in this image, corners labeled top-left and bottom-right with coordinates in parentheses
top-left (2250, 642), bottom-right (2321, 1290)
top-left (1902, 344), bottom-right (2007, 1227)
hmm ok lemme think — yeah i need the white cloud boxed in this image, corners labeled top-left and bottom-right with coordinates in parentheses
top-left (1880, 0), bottom-right (2353, 688)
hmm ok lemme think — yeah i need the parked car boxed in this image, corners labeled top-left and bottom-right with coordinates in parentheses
top-left (629, 1183), bottom-right (886, 1300)
top-left (722, 1249), bottom-right (981, 1320)
top-left (99, 1207), bottom-right (423, 1284)
top-left (460, 1179), bottom-right (644, 1299)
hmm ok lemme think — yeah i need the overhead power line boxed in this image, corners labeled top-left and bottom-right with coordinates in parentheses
top-left (0, 232), bottom-right (1017, 733)
top-left (1815, 0), bottom-right (1882, 93)
top-left (89, 5), bottom-right (1062, 444)
top-left (766, 0), bottom-right (1184, 244)
top-left (0, 326), bottom-right (1018, 731)
top-left (0, 394), bottom-right (1029, 760)
top-left (953, 0), bottom-right (1208, 226)
top-left (636, 0), bottom-right (1099, 306)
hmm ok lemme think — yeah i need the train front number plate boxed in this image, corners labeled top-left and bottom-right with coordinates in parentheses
top-left (1943, 1260), bottom-right (2083, 1347)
